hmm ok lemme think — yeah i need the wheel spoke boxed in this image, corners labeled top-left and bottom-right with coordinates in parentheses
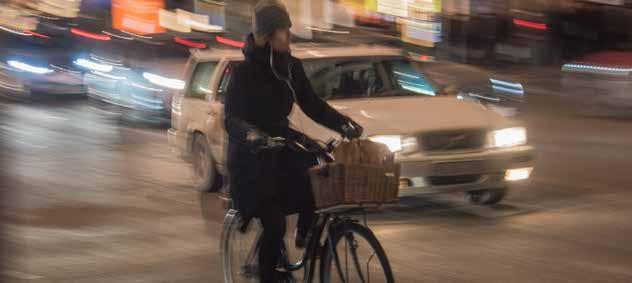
top-left (331, 242), bottom-right (347, 282)
top-left (223, 213), bottom-right (263, 283)
top-left (245, 231), bottom-right (261, 267)
top-left (346, 234), bottom-right (367, 283)
top-left (366, 253), bottom-right (376, 283)
top-left (323, 223), bottom-right (393, 283)
top-left (345, 235), bottom-right (349, 282)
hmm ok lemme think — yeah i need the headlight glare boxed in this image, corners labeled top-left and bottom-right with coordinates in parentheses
top-left (369, 135), bottom-right (402, 152)
top-left (491, 127), bottom-right (527, 147)
top-left (401, 136), bottom-right (418, 153)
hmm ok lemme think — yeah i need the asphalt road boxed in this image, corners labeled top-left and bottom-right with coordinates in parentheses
top-left (1, 98), bottom-right (632, 283)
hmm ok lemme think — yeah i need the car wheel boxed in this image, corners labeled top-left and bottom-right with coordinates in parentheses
top-left (466, 188), bottom-right (507, 205)
top-left (191, 134), bottom-right (220, 192)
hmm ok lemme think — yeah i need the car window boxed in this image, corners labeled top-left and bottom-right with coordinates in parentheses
top-left (217, 63), bottom-right (234, 104)
top-left (187, 61), bottom-right (217, 99)
top-left (385, 59), bottom-right (436, 96)
top-left (304, 59), bottom-right (384, 100)
top-left (304, 57), bottom-right (436, 99)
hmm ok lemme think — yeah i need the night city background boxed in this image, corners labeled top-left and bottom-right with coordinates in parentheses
top-left (2, 0), bottom-right (632, 282)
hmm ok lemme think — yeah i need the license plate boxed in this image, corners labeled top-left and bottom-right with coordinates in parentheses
top-left (432, 160), bottom-right (487, 175)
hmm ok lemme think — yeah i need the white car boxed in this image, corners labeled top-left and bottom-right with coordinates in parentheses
top-left (169, 44), bottom-right (534, 205)
top-left (0, 60), bottom-right (86, 101)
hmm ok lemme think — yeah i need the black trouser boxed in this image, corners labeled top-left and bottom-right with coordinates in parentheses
top-left (258, 202), bottom-right (314, 282)
top-left (256, 147), bottom-right (316, 282)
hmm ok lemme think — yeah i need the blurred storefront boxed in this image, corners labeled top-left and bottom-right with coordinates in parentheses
top-left (439, 0), bottom-right (632, 65)
top-left (393, 0), bottom-right (442, 49)
top-left (193, 0), bottom-right (225, 27)
top-left (2, 0), bottom-right (631, 66)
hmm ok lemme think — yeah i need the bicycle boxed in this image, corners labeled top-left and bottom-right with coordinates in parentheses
top-left (221, 138), bottom-right (395, 283)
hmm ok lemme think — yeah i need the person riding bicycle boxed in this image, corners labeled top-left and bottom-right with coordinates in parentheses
top-left (224, 1), bottom-right (363, 282)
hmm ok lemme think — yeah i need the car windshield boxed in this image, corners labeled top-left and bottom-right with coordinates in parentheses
top-left (303, 56), bottom-right (437, 100)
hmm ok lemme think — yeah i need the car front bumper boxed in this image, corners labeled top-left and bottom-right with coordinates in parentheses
top-left (396, 145), bottom-right (535, 196)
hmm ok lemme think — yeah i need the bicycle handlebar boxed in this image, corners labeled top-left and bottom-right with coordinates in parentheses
top-left (269, 136), bottom-right (337, 166)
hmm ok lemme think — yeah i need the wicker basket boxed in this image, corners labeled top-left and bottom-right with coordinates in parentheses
top-left (308, 163), bottom-right (401, 209)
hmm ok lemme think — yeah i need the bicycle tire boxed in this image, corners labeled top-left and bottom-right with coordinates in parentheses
top-left (221, 209), bottom-right (261, 283)
top-left (320, 222), bottom-right (394, 283)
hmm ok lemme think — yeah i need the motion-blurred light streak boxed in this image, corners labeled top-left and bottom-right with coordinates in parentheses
top-left (513, 18), bottom-right (547, 31)
top-left (142, 72), bottom-right (185, 90)
top-left (71, 28), bottom-right (111, 41)
top-left (91, 71), bottom-right (126, 80)
top-left (215, 36), bottom-right (244, 48)
top-left (74, 59), bottom-right (114, 73)
top-left (7, 60), bottom-right (53, 75)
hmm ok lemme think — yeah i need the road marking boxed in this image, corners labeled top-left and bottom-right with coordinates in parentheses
top-left (0, 125), bottom-right (34, 136)
top-left (14, 140), bottom-right (49, 149)
top-left (2, 270), bottom-right (45, 280)
top-left (41, 114), bottom-right (69, 121)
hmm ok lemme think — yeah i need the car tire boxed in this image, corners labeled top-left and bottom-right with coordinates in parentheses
top-left (466, 188), bottom-right (507, 205)
top-left (191, 133), bottom-right (221, 192)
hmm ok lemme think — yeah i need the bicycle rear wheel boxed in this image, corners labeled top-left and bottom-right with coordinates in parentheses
top-left (320, 223), bottom-right (394, 283)
top-left (221, 209), bottom-right (262, 283)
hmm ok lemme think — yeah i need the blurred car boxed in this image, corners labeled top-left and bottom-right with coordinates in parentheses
top-left (0, 60), bottom-right (85, 101)
top-left (493, 9), bottom-right (557, 65)
top-left (78, 56), bottom-right (173, 124)
top-left (416, 57), bottom-right (526, 117)
top-left (169, 45), bottom-right (534, 205)
top-left (560, 51), bottom-right (632, 118)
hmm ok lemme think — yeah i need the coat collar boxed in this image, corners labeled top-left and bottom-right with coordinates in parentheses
top-left (242, 33), bottom-right (270, 66)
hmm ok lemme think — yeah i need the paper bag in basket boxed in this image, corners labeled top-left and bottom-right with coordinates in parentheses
top-left (333, 139), bottom-right (394, 165)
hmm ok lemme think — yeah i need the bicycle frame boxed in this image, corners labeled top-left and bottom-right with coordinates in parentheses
top-left (224, 135), bottom-right (377, 282)
top-left (234, 211), bottom-right (361, 283)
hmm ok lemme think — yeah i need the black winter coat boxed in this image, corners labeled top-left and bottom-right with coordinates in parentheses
top-left (225, 34), bottom-right (349, 218)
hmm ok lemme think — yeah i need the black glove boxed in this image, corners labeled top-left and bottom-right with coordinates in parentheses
top-left (341, 118), bottom-right (363, 140)
top-left (246, 129), bottom-right (284, 152)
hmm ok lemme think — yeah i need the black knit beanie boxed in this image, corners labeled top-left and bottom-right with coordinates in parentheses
top-left (253, 0), bottom-right (292, 37)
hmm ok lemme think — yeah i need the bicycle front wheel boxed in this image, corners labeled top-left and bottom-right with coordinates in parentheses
top-left (221, 209), bottom-right (262, 283)
top-left (321, 223), bottom-right (394, 283)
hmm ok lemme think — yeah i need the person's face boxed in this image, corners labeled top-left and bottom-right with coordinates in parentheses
top-left (268, 28), bottom-right (291, 53)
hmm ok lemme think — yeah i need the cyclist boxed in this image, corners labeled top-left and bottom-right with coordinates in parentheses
top-left (224, 1), bottom-right (362, 281)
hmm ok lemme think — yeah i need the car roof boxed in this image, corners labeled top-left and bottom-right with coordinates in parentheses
top-left (190, 44), bottom-right (404, 62)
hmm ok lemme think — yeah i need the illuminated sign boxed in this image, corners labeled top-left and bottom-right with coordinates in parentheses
top-left (159, 9), bottom-right (222, 33)
top-left (112, 0), bottom-right (166, 35)
top-left (377, 0), bottom-right (408, 17)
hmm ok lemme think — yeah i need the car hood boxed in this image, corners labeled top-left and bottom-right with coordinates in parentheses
top-left (295, 96), bottom-right (514, 140)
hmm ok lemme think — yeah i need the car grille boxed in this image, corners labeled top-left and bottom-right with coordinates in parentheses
top-left (419, 129), bottom-right (486, 152)
top-left (427, 174), bottom-right (482, 186)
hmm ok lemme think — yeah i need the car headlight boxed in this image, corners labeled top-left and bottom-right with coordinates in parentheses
top-left (369, 135), bottom-right (402, 152)
top-left (490, 127), bottom-right (527, 147)
top-left (401, 136), bottom-right (418, 153)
